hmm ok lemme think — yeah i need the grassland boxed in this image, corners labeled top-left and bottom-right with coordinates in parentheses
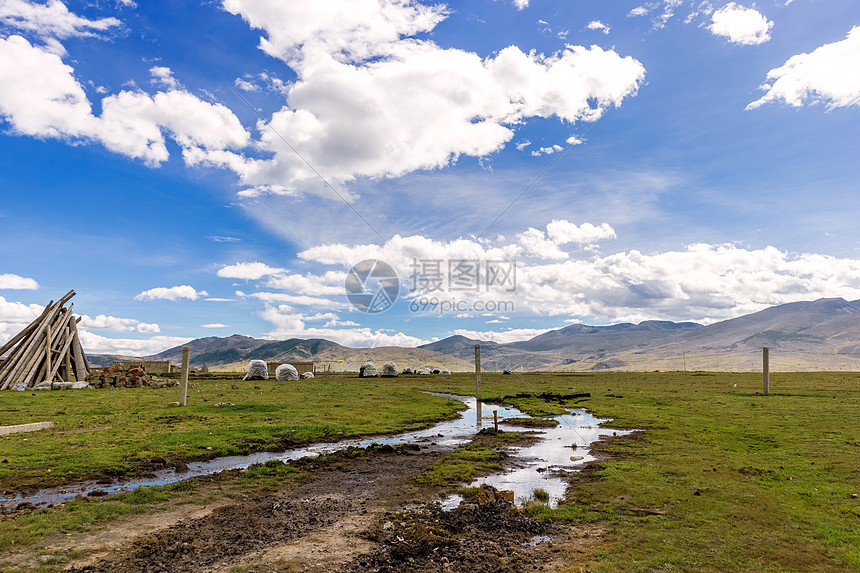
top-left (0, 371), bottom-right (857, 571)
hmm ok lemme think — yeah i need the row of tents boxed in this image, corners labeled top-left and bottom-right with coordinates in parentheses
top-left (241, 360), bottom-right (453, 380)
top-left (243, 360), bottom-right (314, 381)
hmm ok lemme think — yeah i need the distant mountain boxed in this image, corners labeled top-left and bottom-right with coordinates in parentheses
top-left (418, 298), bottom-right (860, 371)
top-left (141, 334), bottom-right (474, 373)
top-left (148, 335), bottom-right (350, 368)
top-left (420, 335), bottom-right (499, 355)
top-left (87, 297), bottom-right (860, 373)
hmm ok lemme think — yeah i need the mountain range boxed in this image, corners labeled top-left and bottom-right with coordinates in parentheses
top-left (88, 297), bottom-right (860, 372)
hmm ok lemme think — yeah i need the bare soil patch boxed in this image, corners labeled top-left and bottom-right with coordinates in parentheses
top-left (38, 439), bottom-right (604, 573)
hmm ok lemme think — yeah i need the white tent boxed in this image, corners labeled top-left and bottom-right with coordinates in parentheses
top-left (275, 363), bottom-right (299, 381)
top-left (359, 362), bottom-right (378, 377)
top-left (243, 359), bottom-right (268, 380)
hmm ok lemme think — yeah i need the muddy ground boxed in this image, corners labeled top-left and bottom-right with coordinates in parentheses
top-left (7, 438), bottom-right (606, 572)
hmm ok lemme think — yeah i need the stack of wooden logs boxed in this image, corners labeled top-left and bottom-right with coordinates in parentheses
top-left (0, 290), bottom-right (91, 391)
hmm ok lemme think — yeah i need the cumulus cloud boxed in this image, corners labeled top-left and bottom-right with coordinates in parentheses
top-left (0, 37), bottom-right (249, 166)
top-left (587, 20), bottom-right (610, 35)
top-left (78, 314), bottom-right (160, 333)
top-left (216, 1), bottom-right (645, 197)
top-left (708, 3), bottom-right (772, 46)
top-left (260, 303), bottom-right (427, 347)
top-left (265, 271), bottom-right (346, 296)
top-left (292, 226), bottom-right (860, 325)
top-left (0, 0), bottom-right (121, 39)
top-left (451, 327), bottom-right (552, 344)
top-left (76, 330), bottom-right (192, 355)
top-left (747, 26), bottom-right (860, 110)
top-left (0, 273), bottom-right (39, 289)
top-left (217, 261), bottom-right (287, 280)
top-left (531, 144), bottom-right (563, 157)
top-left (149, 65), bottom-right (180, 89)
top-left (0, 1), bottom-right (645, 202)
top-left (0, 296), bottom-right (43, 334)
top-left (134, 285), bottom-right (208, 301)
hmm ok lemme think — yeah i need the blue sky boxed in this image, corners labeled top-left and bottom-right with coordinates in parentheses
top-left (1, 0), bottom-right (859, 355)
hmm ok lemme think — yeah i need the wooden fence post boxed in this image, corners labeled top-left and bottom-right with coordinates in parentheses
top-left (179, 346), bottom-right (190, 406)
top-left (762, 347), bottom-right (769, 395)
top-left (475, 344), bottom-right (482, 429)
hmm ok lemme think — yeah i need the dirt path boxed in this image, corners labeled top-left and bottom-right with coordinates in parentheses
top-left (11, 441), bottom-right (605, 572)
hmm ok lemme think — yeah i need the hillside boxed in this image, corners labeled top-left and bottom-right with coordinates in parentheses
top-left (143, 335), bottom-right (474, 373)
top-left (88, 297), bottom-right (860, 373)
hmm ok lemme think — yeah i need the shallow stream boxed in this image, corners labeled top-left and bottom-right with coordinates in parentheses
top-left (1, 393), bottom-right (629, 511)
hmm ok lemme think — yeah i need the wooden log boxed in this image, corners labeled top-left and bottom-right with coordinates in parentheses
top-left (0, 303), bottom-right (52, 358)
top-left (2, 300), bottom-right (62, 374)
top-left (0, 305), bottom-right (58, 389)
top-left (3, 298), bottom-right (73, 390)
top-left (22, 307), bottom-right (74, 389)
top-left (69, 319), bottom-right (89, 380)
top-left (63, 328), bottom-right (73, 382)
top-left (45, 323), bottom-right (52, 382)
top-left (42, 328), bottom-right (76, 386)
top-left (0, 291), bottom-right (74, 389)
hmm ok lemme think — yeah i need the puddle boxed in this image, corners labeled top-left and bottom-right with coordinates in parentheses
top-left (1, 393), bottom-right (629, 511)
top-left (522, 535), bottom-right (553, 547)
top-left (441, 403), bottom-right (631, 509)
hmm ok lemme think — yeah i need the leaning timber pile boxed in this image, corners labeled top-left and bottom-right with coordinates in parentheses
top-left (0, 290), bottom-right (91, 391)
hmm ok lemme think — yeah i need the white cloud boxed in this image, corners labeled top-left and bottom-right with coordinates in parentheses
top-left (1, 2), bottom-right (646, 204)
top-left (264, 270), bottom-right (346, 296)
top-left (202, 323), bottom-right (229, 328)
top-left (628, 1), bottom-right (683, 29)
top-left (451, 327), bottom-right (552, 344)
top-left (222, 0), bottom-right (447, 64)
top-left (530, 144), bottom-right (563, 157)
top-left (0, 0), bottom-right (121, 39)
top-left (0, 273), bottom-right (39, 289)
top-left (149, 66), bottom-right (180, 89)
top-left (259, 303), bottom-right (427, 347)
top-left (79, 314), bottom-right (160, 333)
top-left (76, 331), bottom-right (192, 356)
top-left (0, 37), bottom-right (249, 166)
top-left (233, 77), bottom-right (260, 92)
top-left (134, 285), bottom-right (207, 301)
top-left (294, 225), bottom-right (860, 325)
top-left (0, 296), bottom-right (43, 333)
top-left (243, 291), bottom-right (347, 308)
top-left (587, 20), bottom-right (610, 35)
top-left (546, 220), bottom-right (616, 245)
top-left (512, 0), bottom-right (529, 10)
top-left (708, 3), bottom-right (772, 46)
top-left (217, 261), bottom-right (287, 280)
top-left (216, 1), bottom-right (645, 197)
top-left (747, 26), bottom-right (860, 110)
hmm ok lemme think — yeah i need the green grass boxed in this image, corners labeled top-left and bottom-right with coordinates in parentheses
top-left (416, 439), bottom-right (506, 488)
top-left (0, 374), bottom-right (465, 488)
top-left (0, 371), bottom-right (857, 571)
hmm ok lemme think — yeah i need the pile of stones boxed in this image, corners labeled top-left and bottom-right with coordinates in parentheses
top-left (86, 364), bottom-right (177, 389)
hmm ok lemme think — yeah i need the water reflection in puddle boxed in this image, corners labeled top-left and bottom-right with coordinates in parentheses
top-left (441, 399), bottom-right (630, 509)
top-left (1, 393), bottom-right (629, 511)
